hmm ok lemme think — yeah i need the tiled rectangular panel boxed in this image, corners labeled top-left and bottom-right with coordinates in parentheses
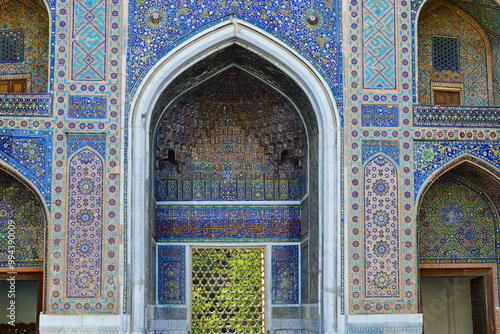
top-left (272, 245), bottom-right (299, 304)
top-left (71, 0), bottom-right (106, 80)
top-left (69, 96), bottom-right (107, 118)
top-left (362, 0), bottom-right (396, 89)
top-left (158, 245), bottom-right (185, 304)
top-left (156, 206), bottom-right (301, 241)
top-left (361, 105), bottom-right (398, 127)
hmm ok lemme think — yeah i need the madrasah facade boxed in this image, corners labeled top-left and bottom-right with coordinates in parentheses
top-left (0, 0), bottom-right (500, 333)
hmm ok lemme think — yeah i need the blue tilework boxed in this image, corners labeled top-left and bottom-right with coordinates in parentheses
top-left (0, 129), bottom-right (52, 209)
top-left (155, 206), bottom-right (300, 241)
top-left (362, 0), bottom-right (396, 89)
top-left (364, 155), bottom-right (399, 298)
top-left (0, 94), bottom-right (52, 117)
top-left (272, 245), bottom-right (299, 304)
top-left (362, 140), bottom-right (399, 165)
top-left (361, 105), bottom-right (398, 127)
top-left (66, 149), bottom-right (104, 298)
top-left (158, 245), bottom-right (185, 304)
top-left (71, 0), bottom-right (106, 81)
top-left (69, 96), bottom-right (107, 119)
top-left (414, 141), bottom-right (500, 198)
top-left (68, 133), bottom-right (106, 157)
top-left (128, 1), bottom-right (342, 113)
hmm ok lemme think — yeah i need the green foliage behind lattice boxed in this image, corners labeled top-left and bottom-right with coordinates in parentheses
top-left (191, 247), bottom-right (266, 334)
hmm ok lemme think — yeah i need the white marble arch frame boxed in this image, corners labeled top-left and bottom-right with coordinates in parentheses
top-left (127, 18), bottom-right (341, 334)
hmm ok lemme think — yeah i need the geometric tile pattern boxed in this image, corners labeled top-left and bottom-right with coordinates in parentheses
top-left (158, 245), bottom-right (185, 304)
top-left (418, 5), bottom-right (488, 106)
top-left (157, 179), bottom-right (302, 202)
top-left (66, 148), bottom-right (104, 298)
top-left (361, 105), bottom-right (398, 127)
top-left (272, 245), bottom-right (299, 304)
top-left (362, 0), bottom-right (396, 89)
top-left (67, 133), bottom-right (106, 157)
top-left (0, 94), bottom-right (52, 117)
top-left (0, 29), bottom-right (24, 63)
top-left (413, 105), bottom-right (500, 127)
top-left (414, 141), bottom-right (500, 198)
top-left (69, 96), bottom-right (106, 119)
top-left (44, 0), bottom-right (122, 311)
top-left (0, 171), bottom-right (45, 268)
top-left (0, 0), bottom-right (49, 93)
top-left (418, 175), bottom-right (497, 263)
top-left (492, 38), bottom-right (500, 105)
top-left (71, 0), bottom-right (106, 81)
top-left (364, 155), bottom-right (399, 298)
top-left (0, 129), bottom-right (52, 209)
top-left (154, 72), bottom-right (307, 202)
top-left (362, 140), bottom-right (399, 165)
top-left (128, 0), bottom-right (342, 111)
top-left (348, 0), bottom-right (415, 311)
top-left (155, 206), bottom-right (301, 242)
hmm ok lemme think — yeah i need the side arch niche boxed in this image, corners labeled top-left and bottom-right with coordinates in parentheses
top-left (128, 21), bottom-right (340, 334)
top-left (0, 0), bottom-right (50, 93)
top-left (0, 166), bottom-right (47, 333)
top-left (417, 160), bottom-right (500, 333)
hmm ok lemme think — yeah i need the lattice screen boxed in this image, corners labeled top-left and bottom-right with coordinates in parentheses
top-left (0, 30), bottom-right (24, 63)
top-left (191, 247), bottom-right (266, 334)
top-left (432, 36), bottom-right (460, 71)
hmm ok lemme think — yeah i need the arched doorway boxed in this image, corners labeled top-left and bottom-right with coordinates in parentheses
top-left (153, 68), bottom-right (307, 332)
top-left (0, 168), bottom-right (47, 333)
top-left (128, 21), bottom-right (340, 333)
top-left (417, 160), bottom-right (500, 334)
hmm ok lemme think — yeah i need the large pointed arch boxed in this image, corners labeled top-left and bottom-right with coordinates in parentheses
top-left (127, 19), bottom-right (341, 333)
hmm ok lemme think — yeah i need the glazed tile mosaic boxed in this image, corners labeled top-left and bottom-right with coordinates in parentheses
top-left (0, 0), bottom-right (499, 323)
top-left (414, 141), bottom-right (500, 198)
top-left (0, 129), bottom-right (52, 208)
top-left (0, 171), bottom-right (46, 268)
top-left (348, 0), bottom-right (416, 312)
top-left (272, 245), bottom-right (299, 304)
top-left (154, 71), bottom-right (307, 202)
top-left (71, 0), bottom-right (106, 81)
top-left (0, 0), bottom-right (49, 93)
top-left (418, 175), bottom-right (498, 263)
top-left (67, 133), bottom-right (106, 158)
top-left (361, 140), bottom-right (399, 165)
top-left (0, 94), bottom-right (52, 117)
top-left (127, 0), bottom-right (343, 112)
top-left (413, 105), bottom-right (500, 128)
top-left (361, 106), bottom-right (398, 127)
top-left (66, 148), bottom-right (104, 298)
top-left (155, 206), bottom-right (300, 242)
top-left (417, 4), bottom-right (488, 106)
top-left (362, 0), bottom-right (396, 90)
top-left (158, 245), bottom-right (185, 304)
top-left (363, 155), bottom-right (399, 298)
top-left (69, 96), bottom-right (107, 119)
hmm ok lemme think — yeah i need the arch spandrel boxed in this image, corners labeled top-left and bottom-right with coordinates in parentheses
top-left (0, 168), bottom-right (46, 269)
